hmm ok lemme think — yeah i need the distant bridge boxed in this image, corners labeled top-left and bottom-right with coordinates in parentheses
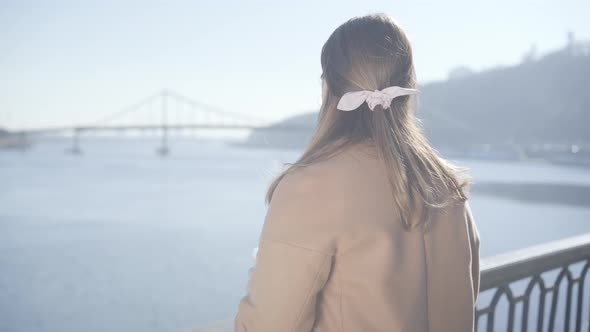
top-left (14, 90), bottom-right (314, 155)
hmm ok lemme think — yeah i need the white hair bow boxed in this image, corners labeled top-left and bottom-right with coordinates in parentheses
top-left (336, 86), bottom-right (419, 111)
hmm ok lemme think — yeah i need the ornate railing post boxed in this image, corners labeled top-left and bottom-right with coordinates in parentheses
top-left (476, 233), bottom-right (590, 331)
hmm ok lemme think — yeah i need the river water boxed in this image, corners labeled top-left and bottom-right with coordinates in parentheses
top-left (1, 137), bottom-right (590, 332)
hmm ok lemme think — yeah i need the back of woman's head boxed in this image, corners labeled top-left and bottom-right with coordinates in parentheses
top-left (267, 13), bottom-right (471, 232)
top-left (321, 14), bottom-right (415, 109)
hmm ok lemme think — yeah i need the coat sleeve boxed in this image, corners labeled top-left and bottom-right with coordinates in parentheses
top-left (465, 201), bottom-right (481, 304)
top-left (234, 170), bottom-right (337, 332)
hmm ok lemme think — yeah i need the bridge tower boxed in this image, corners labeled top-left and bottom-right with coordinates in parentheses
top-left (66, 128), bottom-right (82, 155)
top-left (156, 90), bottom-right (170, 156)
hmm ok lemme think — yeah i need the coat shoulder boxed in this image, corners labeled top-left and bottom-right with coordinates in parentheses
top-left (282, 144), bottom-right (375, 190)
top-left (278, 160), bottom-right (352, 197)
top-left (262, 149), bottom-right (370, 254)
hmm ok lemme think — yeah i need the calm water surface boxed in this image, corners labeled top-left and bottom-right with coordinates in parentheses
top-left (1, 137), bottom-right (590, 332)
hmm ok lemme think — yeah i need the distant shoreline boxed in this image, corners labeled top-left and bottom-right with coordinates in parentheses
top-left (470, 182), bottom-right (590, 208)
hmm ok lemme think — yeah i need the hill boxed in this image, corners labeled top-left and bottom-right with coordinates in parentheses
top-left (241, 41), bottom-right (590, 150)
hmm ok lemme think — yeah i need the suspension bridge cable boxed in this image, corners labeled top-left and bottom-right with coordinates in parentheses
top-left (167, 90), bottom-right (268, 125)
top-left (91, 91), bottom-right (162, 127)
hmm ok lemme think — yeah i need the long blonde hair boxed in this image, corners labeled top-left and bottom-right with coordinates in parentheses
top-left (265, 13), bottom-right (471, 232)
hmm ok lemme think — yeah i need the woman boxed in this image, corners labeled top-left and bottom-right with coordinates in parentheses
top-left (234, 13), bottom-right (481, 332)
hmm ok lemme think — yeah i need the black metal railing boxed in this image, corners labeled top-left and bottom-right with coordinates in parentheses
top-left (476, 233), bottom-right (590, 331)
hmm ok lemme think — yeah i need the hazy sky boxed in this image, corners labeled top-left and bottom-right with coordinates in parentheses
top-left (1, 0), bottom-right (589, 129)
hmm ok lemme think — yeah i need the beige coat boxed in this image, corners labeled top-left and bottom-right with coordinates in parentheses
top-left (234, 143), bottom-right (481, 332)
